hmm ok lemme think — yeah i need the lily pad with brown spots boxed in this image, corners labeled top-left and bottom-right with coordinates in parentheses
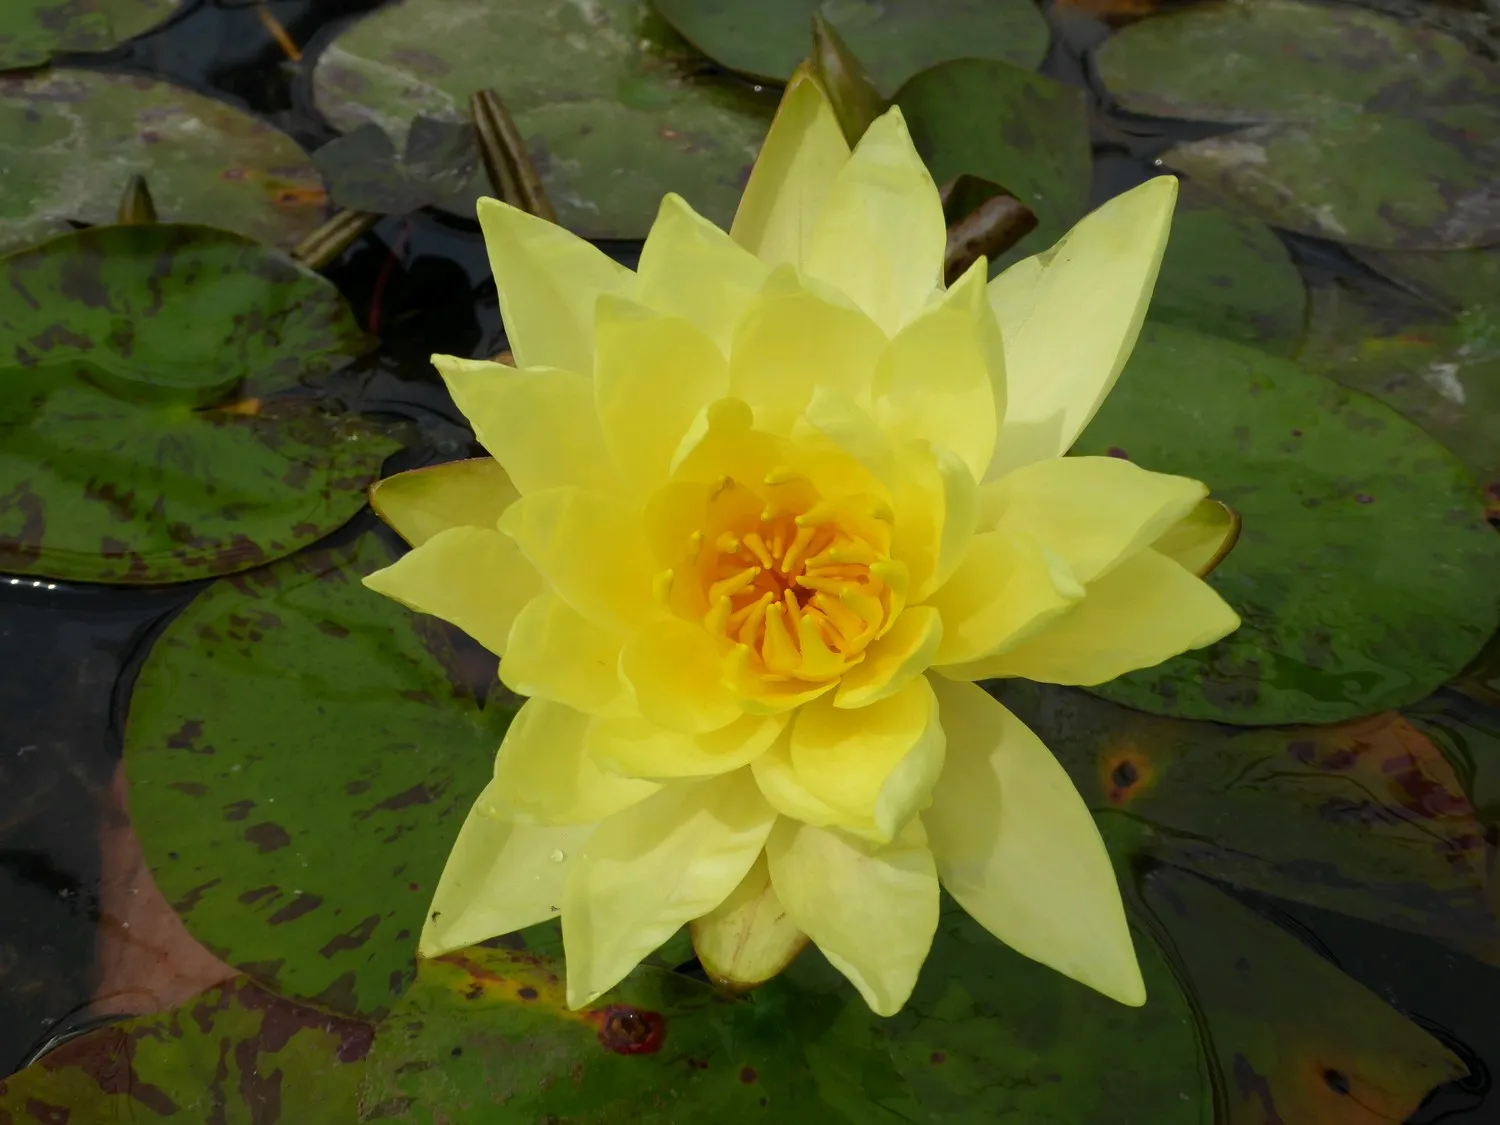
top-left (0, 0), bottom-right (181, 70)
top-left (123, 533), bottom-right (512, 1019)
top-left (0, 222), bottom-right (397, 585)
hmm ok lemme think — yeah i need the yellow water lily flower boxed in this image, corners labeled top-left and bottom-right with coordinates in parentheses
top-left (364, 69), bottom-right (1240, 1017)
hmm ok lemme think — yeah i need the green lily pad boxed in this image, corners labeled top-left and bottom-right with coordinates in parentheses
top-left (1150, 192), bottom-right (1305, 353)
top-left (1070, 321), bottom-right (1500, 724)
top-left (0, 0), bottom-right (181, 70)
top-left (310, 0), bottom-right (774, 239)
top-left (0, 69), bottom-right (327, 256)
top-left (893, 58), bottom-right (1091, 268)
top-left (123, 534), bottom-right (511, 1018)
top-left (1095, 0), bottom-right (1497, 123)
top-left (1351, 244), bottom-right (1500, 319)
top-left (649, 0), bottom-right (1049, 95)
top-left (0, 977), bottom-right (370, 1123)
top-left (0, 223), bottom-right (397, 585)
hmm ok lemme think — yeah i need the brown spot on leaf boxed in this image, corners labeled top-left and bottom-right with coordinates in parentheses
top-left (165, 720), bottom-right (206, 752)
top-left (595, 1006), bottom-right (666, 1055)
top-left (239, 885), bottom-right (279, 905)
top-left (244, 823), bottom-right (290, 852)
top-left (318, 620), bottom-right (351, 638)
top-left (371, 785), bottom-right (433, 814)
top-left (223, 799), bottom-right (255, 821)
top-left (167, 781), bottom-right (206, 796)
top-left (267, 895), bottom-right (323, 925)
top-left (172, 878), bottom-right (221, 915)
top-left (739, 1065), bottom-right (757, 1083)
top-left (517, 986), bottom-right (538, 1000)
top-left (320, 915), bottom-right (381, 958)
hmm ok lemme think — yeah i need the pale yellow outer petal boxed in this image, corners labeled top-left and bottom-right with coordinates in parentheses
top-left (789, 675), bottom-right (945, 843)
top-left (751, 732), bottom-right (850, 827)
top-left (797, 385), bottom-right (897, 484)
top-left (419, 801), bottom-right (594, 958)
top-left (730, 66), bottom-right (850, 269)
top-left (617, 618), bottom-right (744, 734)
top-left (483, 699), bottom-right (660, 826)
top-left (594, 297), bottom-right (730, 494)
top-left (765, 817), bottom-right (939, 1016)
top-left (636, 192), bottom-right (769, 352)
top-left (890, 441), bottom-right (977, 604)
top-left (369, 458), bottom-right (518, 548)
top-left (834, 605), bottom-right (943, 709)
top-left (561, 769), bottom-right (777, 1008)
top-left (803, 107), bottom-right (946, 334)
top-left (1152, 497), bottom-right (1239, 577)
top-left (499, 593), bottom-right (632, 717)
top-left (498, 487), bottom-right (659, 634)
top-left (947, 547), bottom-right (1239, 685)
top-left (691, 852), bottom-right (807, 986)
top-left (586, 712), bottom-right (787, 780)
top-left (984, 456), bottom-right (1207, 584)
top-left (872, 260), bottom-right (1001, 483)
top-left (433, 356), bottom-right (615, 495)
top-left (924, 679), bottom-right (1145, 1006)
top-left (363, 526), bottom-right (542, 657)
top-left (476, 196), bottom-right (634, 373)
top-left (986, 176), bottom-right (1178, 478)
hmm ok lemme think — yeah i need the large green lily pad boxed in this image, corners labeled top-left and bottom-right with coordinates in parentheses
top-left (0, 0), bottom-right (180, 70)
top-left (649, 0), bottom-right (1049, 94)
top-left (123, 534), bottom-right (510, 1018)
top-left (893, 58), bottom-right (1090, 268)
top-left (1070, 321), bottom-right (1500, 724)
top-left (0, 977), bottom-right (370, 1123)
top-left (310, 0), bottom-right (774, 239)
top-left (0, 223), bottom-right (396, 585)
top-left (1351, 244), bottom-right (1500, 320)
top-left (0, 69), bottom-right (327, 256)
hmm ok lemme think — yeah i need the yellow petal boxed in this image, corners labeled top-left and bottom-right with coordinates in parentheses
top-left (833, 604), bottom-right (943, 710)
top-left (561, 769), bottom-right (776, 1008)
top-left (419, 801), bottom-right (594, 957)
top-left (498, 486), bottom-right (658, 634)
top-left (483, 698), bottom-right (660, 826)
top-left (690, 852), bottom-right (808, 987)
top-left (363, 526), bottom-right (542, 656)
top-left (725, 645), bottom-right (839, 715)
top-left (636, 192), bottom-right (769, 352)
top-left (924, 679), bottom-right (1144, 1005)
top-left (790, 675), bottom-right (945, 842)
top-left (499, 593), bottom-right (632, 716)
top-left (369, 458), bottom-right (519, 548)
top-left (765, 817), bottom-right (938, 1016)
top-left (586, 711), bottom-right (787, 780)
top-left (948, 547), bottom-right (1239, 684)
top-left (986, 176), bottom-right (1178, 477)
top-left (751, 730), bottom-right (851, 827)
top-left (985, 456), bottom-right (1207, 584)
top-left (889, 440), bottom-right (977, 604)
top-left (797, 384), bottom-right (896, 484)
top-left (476, 196), bottom-right (634, 373)
top-left (728, 267), bottom-right (886, 435)
top-left (593, 297), bottom-right (729, 494)
top-left (433, 356), bottom-right (614, 495)
top-left (804, 107), bottom-right (946, 333)
top-left (872, 259), bottom-right (1002, 482)
top-left (1152, 498), bottom-right (1241, 578)
top-left (730, 65), bottom-right (850, 268)
top-left (925, 531), bottom-right (1084, 667)
top-left (618, 617), bottom-right (743, 734)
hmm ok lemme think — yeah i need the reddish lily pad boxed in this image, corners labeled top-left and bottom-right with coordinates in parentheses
top-left (0, 0), bottom-right (181, 70)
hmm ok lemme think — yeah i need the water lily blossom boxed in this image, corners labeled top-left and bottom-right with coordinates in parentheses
top-left (364, 69), bottom-right (1240, 1016)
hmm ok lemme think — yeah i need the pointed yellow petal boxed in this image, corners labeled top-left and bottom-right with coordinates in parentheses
top-left (433, 356), bottom-right (614, 495)
top-left (986, 176), bottom-right (1178, 477)
top-left (765, 817), bottom-right (938, 1016)
top-left (804, 107), bottom-right (946, 333)
top-left (925, 679), bottom-right (1145, 1005)
top-left (499, 593), bottom-right (632, 716)
top-left (419, 802), bottom-right (594, 957)
top-left (731, 66), bottom-right (850, 268)
top-left (636, 192), bottom-right (769, 352)
top-left (483, 699), bottom-right (660, 826)
top-left (691, 852), bottom-right (808, 988)
top-left (834, 605), bottom-right (943, 709)
top-left (986, 456), bottom-right (1207, 584)
top-left (1152, 498), bottom-right (1240, 578)
top-left (586, 711), bottom-right (787, 780)
top-left (797, 384), bottom-right (896, 483)
top-left (561, 770), bottom-right (776, 1008)
top-left (476, 196), bottom-right (633, 373)
top-left (889, 440), bottom-right (977, 604)
top-left (949, 548), bottom-right (1239, 684)
top-left (593, 297), bottom-right (729, 494)
top-left (369, 458), bottom-right (519, 548)
top-left (363, 526), bottom-right (542, 656)
top-left (618, 617), bottom-right (743, 734)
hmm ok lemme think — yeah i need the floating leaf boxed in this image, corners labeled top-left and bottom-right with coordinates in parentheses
top-left (310, 0), bottom-right (773, 238)
top-left (0, 223), bottom-right (396, 584)
top-left (1351, 244), bottom-right (1500, 319)
top-left (123, 534), bottom-right (509, 1018)
top-left (0, 0), bottom-right (180, 70)
top-left (649, 0), bottom-right (1048, 94)
top-left (0, 977), bottom-right (370, 1123)
top-left (0, 69), bottom-right (327, 255)
top-left (1070, 321), bottom-right (1500, 724)
top-left (313, 117), bottom-right (478, 215)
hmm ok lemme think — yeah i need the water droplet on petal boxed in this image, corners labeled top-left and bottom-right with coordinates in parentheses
top-left (549, 849), bottom-right (566, 863)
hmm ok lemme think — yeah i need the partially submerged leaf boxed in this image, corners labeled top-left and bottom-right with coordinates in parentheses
top-left (0, 0), bottom-right (181, 70)
top-left (313, 117), bottom-right (478, 215)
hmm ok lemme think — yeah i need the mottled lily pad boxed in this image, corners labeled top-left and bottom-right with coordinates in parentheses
top-left (0, 977), bottom-right (370, 1123)
top-left (1351, 244), bottom-right (1500, 319)
top-left (0, 69), bottom-right (327, 256)
top-left (123, 534), bottom-right (510, 1018)
top-left (310, 0), bottom-right (774, 239)
top-left (313, 117), bottom-right (479, 216)
top-left (1070, 321), bottom-right (1500, 724)
top-left (649, 0), bottom-right (1049, 94)
top-left (0, 223), bottom-right (396, 585)
top-left (0, 0), bottom-right (180, 70)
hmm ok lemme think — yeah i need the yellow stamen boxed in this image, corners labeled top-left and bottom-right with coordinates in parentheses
top-left (779, 526), bottom-right (817, 576)
top-left (709, 565), bottom-right (761, 604)
top-left (762, 603), bottom-right (801, 673)
top-left (736, 593), bottom-right (775, 646)
top-left (742, 532), bottom-right (774, 569)
top-left (705, 595), bottom-right (733, 635)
